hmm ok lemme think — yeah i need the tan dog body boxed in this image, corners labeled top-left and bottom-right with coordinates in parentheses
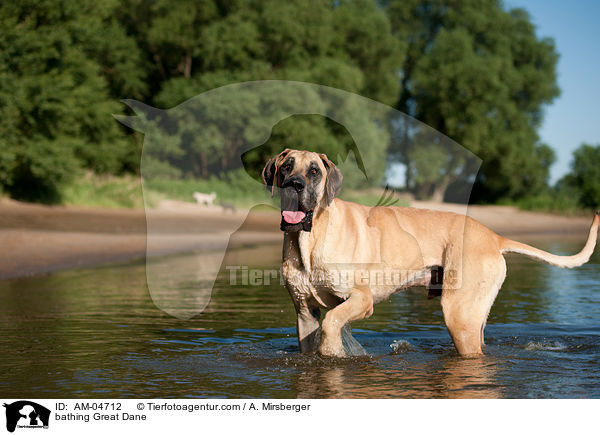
top-left (263, 150), bottom-right (599, 357)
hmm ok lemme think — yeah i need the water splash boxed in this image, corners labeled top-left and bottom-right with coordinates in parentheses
top-left (390, 339), bottom-right (412, 353)
top-left (524, 340), bottom-right (568, 351)
top-left (341, 324), bottom-right (368, 356)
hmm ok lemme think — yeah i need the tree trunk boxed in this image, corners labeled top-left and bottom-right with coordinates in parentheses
top-left (404, 161), bottom-right (413, 192)
top-left (431, 177), bottom-right (451, 203)
top-left (200, 154), bottom-right (208, 178)
top-left (153, 53), bottom-right (167, 79)
top-left (221, 153), bottom-right (227, 171)
top-left (184, 50), bottom-right (192, 79)
top-left (414, 182), bottom-right (432, 200)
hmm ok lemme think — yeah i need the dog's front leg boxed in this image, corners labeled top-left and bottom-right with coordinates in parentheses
top-left (319, 286), bottom-right (373, 357)
top-left (295, 304), bottom-right (321, 353)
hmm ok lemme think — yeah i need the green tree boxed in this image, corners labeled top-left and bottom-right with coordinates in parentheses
top-left (386, 0), bottom-right (559, 202)
top-left (561, 144), bottom-right (600, 209)
top-left (143, 0), bottom-right (403, 185)
top-left (0, 0), bottom-right (144, 201)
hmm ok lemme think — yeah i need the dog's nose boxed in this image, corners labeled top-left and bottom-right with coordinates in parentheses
top-left (284, 177), bottom-right (306, 192)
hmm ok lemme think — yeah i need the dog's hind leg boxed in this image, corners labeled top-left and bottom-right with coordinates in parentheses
top-left (441, 254), bottom-right (506, 356)
top-left (319, 286), bottom-right (373, 357)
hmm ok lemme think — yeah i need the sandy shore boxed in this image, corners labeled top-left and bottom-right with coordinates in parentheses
top-left (0, 199), bottom-right (282, 279)
top-left (0, 198), bottom-right (594, 280)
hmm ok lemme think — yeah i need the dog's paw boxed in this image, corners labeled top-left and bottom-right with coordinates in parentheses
top-left (318, 342), bottom-right (347, 358)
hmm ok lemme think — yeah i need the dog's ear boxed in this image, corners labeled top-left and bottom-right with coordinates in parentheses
top-left (319, 154), bottom-right (343, 205)
top-left (262, 149), bottom-right (292, 196)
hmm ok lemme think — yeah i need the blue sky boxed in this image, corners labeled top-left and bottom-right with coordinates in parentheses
top-left (507, 0), bottom-right (600, 183)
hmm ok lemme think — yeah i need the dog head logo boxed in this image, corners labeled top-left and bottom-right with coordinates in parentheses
top-left (3, 401), bottom-right (50, 433)
top-left (116, 80), bottom-right (481, 320)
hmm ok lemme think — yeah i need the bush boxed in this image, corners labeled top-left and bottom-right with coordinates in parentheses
top-left (568, 144), bottom-right (600, 209)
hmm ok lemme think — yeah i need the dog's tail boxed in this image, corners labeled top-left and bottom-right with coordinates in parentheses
top-left (499, 212), bottom-right (599, 268)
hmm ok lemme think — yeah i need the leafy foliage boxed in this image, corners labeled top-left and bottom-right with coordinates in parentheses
top-left (387, 0), bottom-right (559, 201)
top-left (0, 0), bottom-right (144, 201)
top-left (0, 0), bottom-right (574, 207)
top-left (560, 144), bottom-right (600, 209)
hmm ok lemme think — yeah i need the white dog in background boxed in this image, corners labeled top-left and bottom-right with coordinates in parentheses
top-left (193, 191), bottom-right (217, 206)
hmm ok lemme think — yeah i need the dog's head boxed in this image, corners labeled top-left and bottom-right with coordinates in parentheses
top-left (262, 149), bottom-right (343, 232)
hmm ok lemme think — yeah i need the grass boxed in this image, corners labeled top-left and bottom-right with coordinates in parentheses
top-left (143, 169), bottom-right (279, 209)
top-left (59, 173), bottom-right (145, 209)
top-left (51, 173), bottom-right (589, 216)
top-left (496, 192), bottom-right (588, 216)
top-left (145, 176), bottom-right (410, 209)
top-left (54, 172), bottom-right (412, 210)
top-left (58, 170), bottom-right (278, 209)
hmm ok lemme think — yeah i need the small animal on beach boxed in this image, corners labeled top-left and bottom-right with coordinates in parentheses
top-left (219, 201), bottom-right (236, 214)
top-left (262, 149), bottom-right (599, 357)
top-left (193, 191), bottom-right (217, 206)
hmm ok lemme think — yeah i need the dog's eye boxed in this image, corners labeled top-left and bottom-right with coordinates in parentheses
top-left (282, 164), bottom-right (291, 171)
top-left (309, 168), bottom-right (318, 175)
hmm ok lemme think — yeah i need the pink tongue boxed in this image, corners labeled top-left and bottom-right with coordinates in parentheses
top-left (282, 211), bottom-right (306, 224)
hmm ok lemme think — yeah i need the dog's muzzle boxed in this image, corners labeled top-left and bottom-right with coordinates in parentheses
top-left (280, 210), bottom-right (313, 232)
top-left (279, 180), bottom-right (314, 232)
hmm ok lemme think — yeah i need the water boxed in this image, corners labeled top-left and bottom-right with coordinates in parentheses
top-left (1, 238), bottom-right (599, 398)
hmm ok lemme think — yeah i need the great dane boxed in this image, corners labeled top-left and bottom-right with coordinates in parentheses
top-left (262, 149), bottom-right (599, 357)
